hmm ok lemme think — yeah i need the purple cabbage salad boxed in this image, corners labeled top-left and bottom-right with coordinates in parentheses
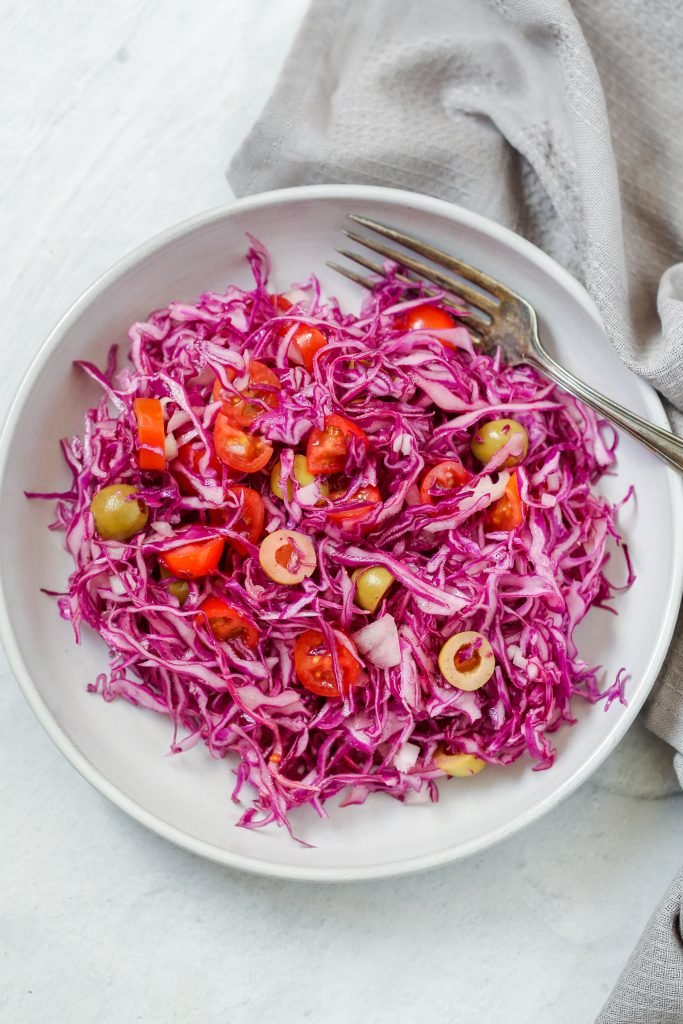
top-left (31, 239), bottom-right (633, 838)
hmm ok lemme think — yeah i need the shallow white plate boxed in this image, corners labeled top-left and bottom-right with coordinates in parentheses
top-left (1, 185), bottom-right (681, 881)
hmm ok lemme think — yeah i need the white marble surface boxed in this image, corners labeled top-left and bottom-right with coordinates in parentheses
top-left (2, 2), bottom-right (682, 1021)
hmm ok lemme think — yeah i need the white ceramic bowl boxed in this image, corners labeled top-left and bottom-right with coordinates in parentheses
top-left (1, 185), bottom-right (681, 881)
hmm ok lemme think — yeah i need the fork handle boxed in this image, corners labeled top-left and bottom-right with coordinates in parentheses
top-left (531, 350), bottom-right (683, 474)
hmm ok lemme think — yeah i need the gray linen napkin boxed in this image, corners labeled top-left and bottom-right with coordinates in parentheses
top-left (228, 1), bottom-right (683, 1017)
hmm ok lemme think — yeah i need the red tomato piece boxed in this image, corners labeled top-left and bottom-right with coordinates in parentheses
top-left (293, 628), bottom-right (361, 698)
top-left (208, 485), bottom-right (265, 553)
top-left (306, 413), bottom-right (368, 476)
top-left (172, 440), bottom-right (223, 496)
top-left (327, 484), bottom-right (382, 525)
top-left (211, 361), bottom-right (280, 427)
top-left (177, 440), bottom-right (222, 476)
top-left (289, 324), bottom-right (328, 372)
top-left (133, 397), bottom-right (165, 471)
top-left (195, 596), bottom-right (259, 648)
top-left (419, 460), bottom-right (472, 504)
top-left (213, 413), bottom-right (273, 473)
top-left (487, 473), bottom-right (524, 531)
top-left (397, 304), bottom-right (457, 332)
top-left (159, 536), bottom-right (225, 579)
top-left (273, 294), bottom-right (293, 313)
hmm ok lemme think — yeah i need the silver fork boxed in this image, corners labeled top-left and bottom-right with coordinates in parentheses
top-left (328, 215), bottom-right (683, 475)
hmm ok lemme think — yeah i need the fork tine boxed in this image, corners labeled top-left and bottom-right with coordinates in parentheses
top-left (335, 248), bottom-right (489, 329)
top-left (335, 248), bottom-right (389, 277)
top-left (326, 258), bottom-right (487, 341)
top-left (337, 247), bottom-right (432, 292)
top-left (343, 229), bottom-right (498, 318)
top-left (326, 260), bottom-right (374, 290)
top-left (348, 214), bottom-right (506, 300)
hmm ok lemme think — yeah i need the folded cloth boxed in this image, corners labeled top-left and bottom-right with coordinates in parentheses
top-left (228, 1), bottom-right (683, 1018)
top-left (595, 867), bottom-right (683, 1024)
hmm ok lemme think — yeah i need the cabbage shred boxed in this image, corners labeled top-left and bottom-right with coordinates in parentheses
top-left (33, 241), bottom-right (633, 837)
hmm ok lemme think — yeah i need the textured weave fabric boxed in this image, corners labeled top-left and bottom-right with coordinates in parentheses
top-left (228, 2), bottom-right (683, 1018)
top-left (596, 867), bottom-right (683, 1024)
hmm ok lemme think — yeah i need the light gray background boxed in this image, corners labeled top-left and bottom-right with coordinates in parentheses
top-left (2, 2), bottom-right (682, 1021)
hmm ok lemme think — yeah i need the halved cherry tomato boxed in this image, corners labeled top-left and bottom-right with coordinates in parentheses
top-left (213, 413), bottom-right (273, 473)
top-left (133, 397), bottom-right (165, 471)
top-left (327, 484), bottom-right (382, 525)
top-left (195, 596), bottom-right (259, 648)
top-left (289, 324), bottom-right (328, 372)
top-left (306, 414), bottom-right (368, 476)
top-left (172, 440), bottom-right (223, 496)
top-left (487, 473), bottom-right (524, 531)
top-left (293, 628), bottom-right (361, 698)
top-left (419, 460), bottom-right (472, 504)
top-left (177, 440), bottom-right (222, 476)
top-left (273, 294), bottom-right (293, 313)
top-left (159, 536), bottom-right (225, 579)
top-left (211, 361), bottom-right (281, 427)
top-left (397, 304), bottom-right (457, 332)
top-left (208, 485), bottom-right (265, 553)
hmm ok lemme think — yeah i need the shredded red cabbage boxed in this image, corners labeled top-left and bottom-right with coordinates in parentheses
top-left (31, 239), bottom-right (633, 838)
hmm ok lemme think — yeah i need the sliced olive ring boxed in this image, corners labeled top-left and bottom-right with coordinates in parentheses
top-left (438, 631), bottom-right (495, 691)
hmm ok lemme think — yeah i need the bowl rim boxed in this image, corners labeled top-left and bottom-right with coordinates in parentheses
top-left (1, 182), bottom-right (681, 882)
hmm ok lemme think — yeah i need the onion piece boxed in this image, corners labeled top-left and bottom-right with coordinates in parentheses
top-left (352, 614), bottom-right (401, 668)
